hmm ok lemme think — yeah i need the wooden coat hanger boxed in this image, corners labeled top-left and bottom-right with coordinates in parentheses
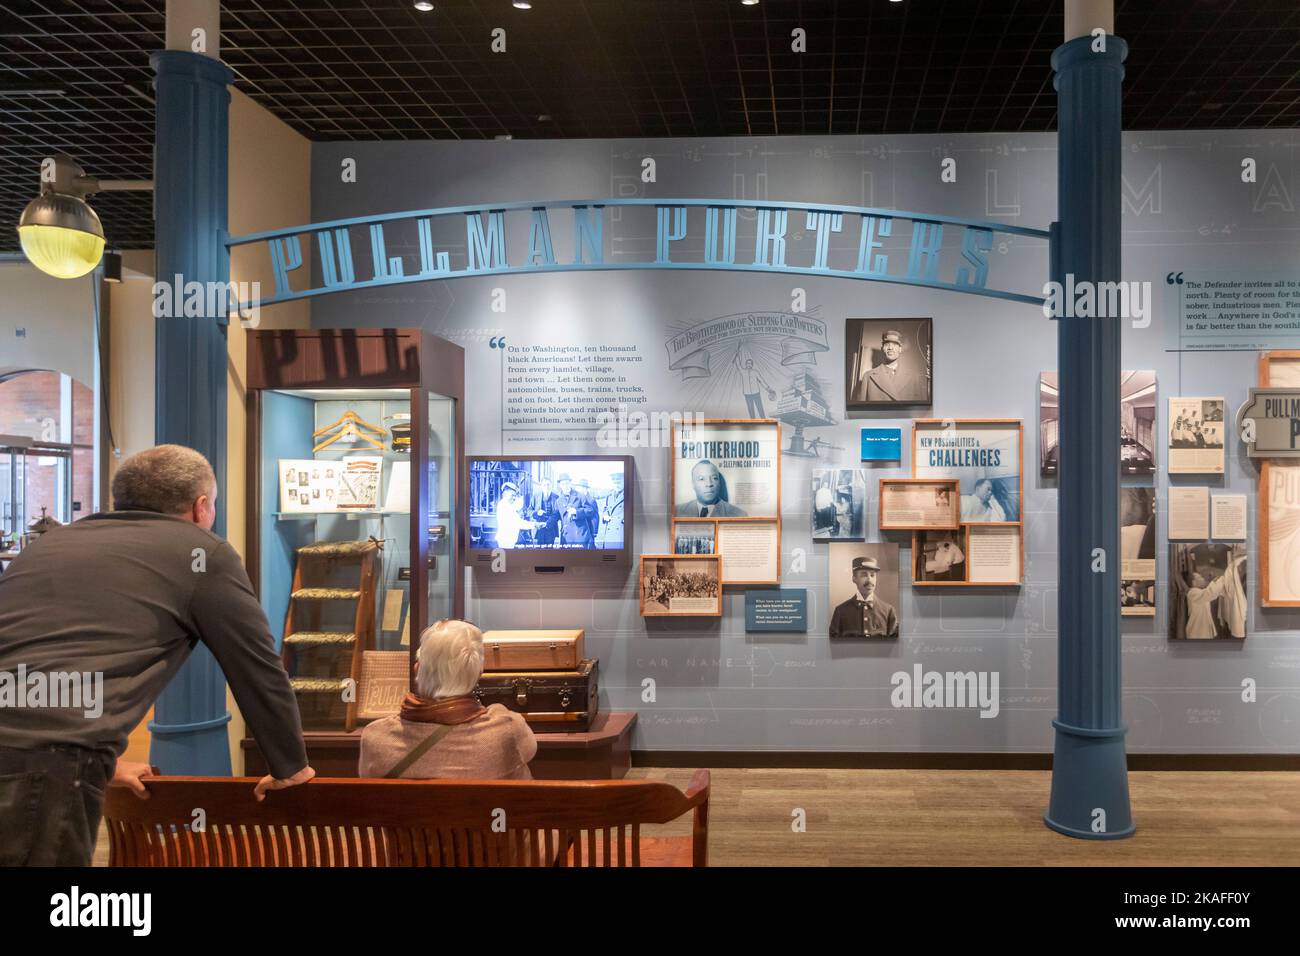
top-left (313, 410), bottom-right (386, 452)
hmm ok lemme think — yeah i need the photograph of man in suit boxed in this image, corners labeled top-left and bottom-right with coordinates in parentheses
top-left (829, 555), bottom-right (899, 639)
top-left (675, 459), bottom-right (749, 518)
top-left (554, 474), bottom-right (597, 546)
top-left (530, 477), bottom-right (558, 545)
top-left (862, 329), bottom-right (925, 403)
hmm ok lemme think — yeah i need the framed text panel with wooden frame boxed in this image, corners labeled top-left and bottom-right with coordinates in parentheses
top-left (879, 477), bottom-right (961, 531)
top-left (911, 419), bottom-right (1024, 524)
top-left (715, 518), bottom-right (781, 585)
top-left (671, 419), bottom-right (781, 522)
top-left (639, 554), bottom-right (723, 617)
top-left (1258, 351), bottom-right (1300, 605)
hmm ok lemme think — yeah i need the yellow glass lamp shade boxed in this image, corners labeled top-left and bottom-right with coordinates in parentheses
top-left (17, 193), bottom-right (106, 279)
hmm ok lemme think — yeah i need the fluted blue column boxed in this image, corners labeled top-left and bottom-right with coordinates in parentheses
top-left (1045, 34), bottom-right (1134, 839)
top-left (147, 49), bottom-right (234, 775)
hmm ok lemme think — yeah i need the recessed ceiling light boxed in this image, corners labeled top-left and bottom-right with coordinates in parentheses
top-left (413, 1), bottom-right (434, 11)
top-left (513, 1), bottom-right (532, 8)
top-left (741, 0), bottom-right (759, 6)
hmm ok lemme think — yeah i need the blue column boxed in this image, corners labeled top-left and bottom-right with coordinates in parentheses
top-left (147, 49), bottom-right (234, 775)
top-left (1045, 34), bottom-right (1134, 839)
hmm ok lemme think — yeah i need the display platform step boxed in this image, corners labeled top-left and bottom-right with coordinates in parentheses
top-left (291, 587), bottom-right (361, 601)
top-left (296, 540), bottom-right (379, 560)
top-left (290, 677), bottom-right (349, 694)
top-left (283, 631), bottom-right (356, 646)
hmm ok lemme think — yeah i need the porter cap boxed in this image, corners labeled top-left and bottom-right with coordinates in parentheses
top-left (882, 330), bottom-right (903, 346)
top-left (852, 556), bottom-right (881, 572)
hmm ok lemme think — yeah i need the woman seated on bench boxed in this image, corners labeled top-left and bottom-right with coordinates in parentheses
top-left (360, 620), bottom-right (538, 780)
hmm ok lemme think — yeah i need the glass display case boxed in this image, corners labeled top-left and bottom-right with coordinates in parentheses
top-left (246, 329), bottom-right (464, 733)
top-left (0, 435), bottom-right (74, 566)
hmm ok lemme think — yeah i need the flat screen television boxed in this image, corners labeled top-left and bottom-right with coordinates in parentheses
top-left (466, 455), bottom-right (634, 569)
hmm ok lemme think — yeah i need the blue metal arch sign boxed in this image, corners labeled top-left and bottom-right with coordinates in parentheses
top-left (227, 198), bottom-right (1050, 309)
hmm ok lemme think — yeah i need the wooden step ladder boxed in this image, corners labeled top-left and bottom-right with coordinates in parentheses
top-left (281, 539), bottom-right (381, 731)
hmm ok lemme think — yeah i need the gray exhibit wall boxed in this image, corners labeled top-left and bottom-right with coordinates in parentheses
top-left (309, 130), bottom-right (1300, 754)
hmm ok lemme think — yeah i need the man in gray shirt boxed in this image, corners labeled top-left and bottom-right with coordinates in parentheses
top-left (0, 445), bottom-right (314, 865)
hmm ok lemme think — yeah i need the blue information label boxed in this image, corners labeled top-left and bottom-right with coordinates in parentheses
top-left (861, 427), bottom-right (902, 461)
top-left (745, 588), bottom-right (808, 632)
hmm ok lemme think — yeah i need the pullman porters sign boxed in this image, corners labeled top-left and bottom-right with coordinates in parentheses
top-left (226, 198), bottom-right (1050, 310)
top-left (1237, 388), bottom-right (1300, 458)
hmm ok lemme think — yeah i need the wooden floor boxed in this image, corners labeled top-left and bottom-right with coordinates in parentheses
top-left (92, 768), bottom-right (1300, 866)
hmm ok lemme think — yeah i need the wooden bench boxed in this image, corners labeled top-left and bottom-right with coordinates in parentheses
top-left (103, 771), bottom-right (710, 867)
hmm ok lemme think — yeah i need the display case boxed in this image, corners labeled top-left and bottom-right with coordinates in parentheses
top-left (0, 435), bottom-right (74, 565)
top-left (245, 328), bottom-right (464, 732)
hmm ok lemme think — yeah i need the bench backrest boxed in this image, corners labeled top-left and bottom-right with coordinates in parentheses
top-left (104, 772), bottom-right (709, 867)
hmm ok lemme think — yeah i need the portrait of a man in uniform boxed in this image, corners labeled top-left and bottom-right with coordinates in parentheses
top-left (846, 318), bottom-right (933, 409)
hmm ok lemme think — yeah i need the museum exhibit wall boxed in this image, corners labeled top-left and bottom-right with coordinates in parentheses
top-left (268, 128), bottom-right (1298, 753)
top-left (101, 89), bottom-right (313, 766)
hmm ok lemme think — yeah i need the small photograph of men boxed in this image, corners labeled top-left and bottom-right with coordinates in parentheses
top-left (674, 522), bottom-right (716, 555)
top-left (845, 318), bottom-right (933, 409)
top-left (828, 543), bottom-right (901, 639)
top-left (675, 458), bottom-right (749, 518)
top-left (914, 530), bottom-right (966, 583)
top-left (811, 468), bottom-right (866, 540)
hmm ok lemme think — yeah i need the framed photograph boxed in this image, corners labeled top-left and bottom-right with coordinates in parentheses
top-left (640, 555), bottom-right (723, 617)
top-left (1257, 355), bottom-right (1300, 606)
top-left (1260, 462), bottom-right (1300, 605)
top-left (1120, 487), bottom-right (1156, 617)
top-left (1040, 371), bottom-right (1156, 477)
top-left (913, 529), bottom-right (967, 584)
top-left (812, 468), bottom-right (866, 540)
top-left (1168, 397), bottom-right (1225, 474)
top-left (673, 520), bottom-right (716, 555)
top-left (879, 478), bottom-right (960, 531)
top-left (845, 318), bottom-right (933, 409)
top-left (716, 519), bottom-right (781, 585)
top-left (912, 419), bottom-right (1023, 523)
top-left (1168, 542), bottom-right (1248, 640)
top-left (672, 419), bottom-right (781, 520)
top-left (966, 525), bottom-right (1023, 585)
top-left (827, 542), bottom-right (900, 639)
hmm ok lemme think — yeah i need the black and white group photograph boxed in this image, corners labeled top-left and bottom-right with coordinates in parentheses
top-left (1168, 397), bottom-right (1227, 474)
top-left (640, 556), bottom-right (723, 617)
top-left (811, 468), bottom-right (866, 540)
top-left (1169, 543), bottom-right (1248, 640)
top-left (673, 521), bottom-right (717, 555)
top-left (845, 318), bottom-right (933, 410)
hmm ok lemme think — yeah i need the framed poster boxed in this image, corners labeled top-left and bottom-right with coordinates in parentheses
top-left (827, 542), bottom-right (900, 639)
top-left (1039, 371), bottom-right (1156, 477)
top-left (671, 419), bottom-right (780, 520)
top-left (1120, 487), bottom-right (1156, 617)
top-left (912, 419), bottom-right (1023, 523)
top-left (1168, 542), bottom-right (1248, 640)
top-left (1257, 354), bottom-right (1300, 606)
top-left (812, 468), bottom-right (866, 540)
top-left (879, 478), bottom-right (960, 531)
top-left (640, 555), bottom-right (723, 617)
top-left (1260, 462), bottom-right (1300, 605)
top-left (845, 318), bottom-right (933, 409)
top-left (716, 519), bottom-right (780, 585)
top-left (1168, 397), bottom-right (1225, 474)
